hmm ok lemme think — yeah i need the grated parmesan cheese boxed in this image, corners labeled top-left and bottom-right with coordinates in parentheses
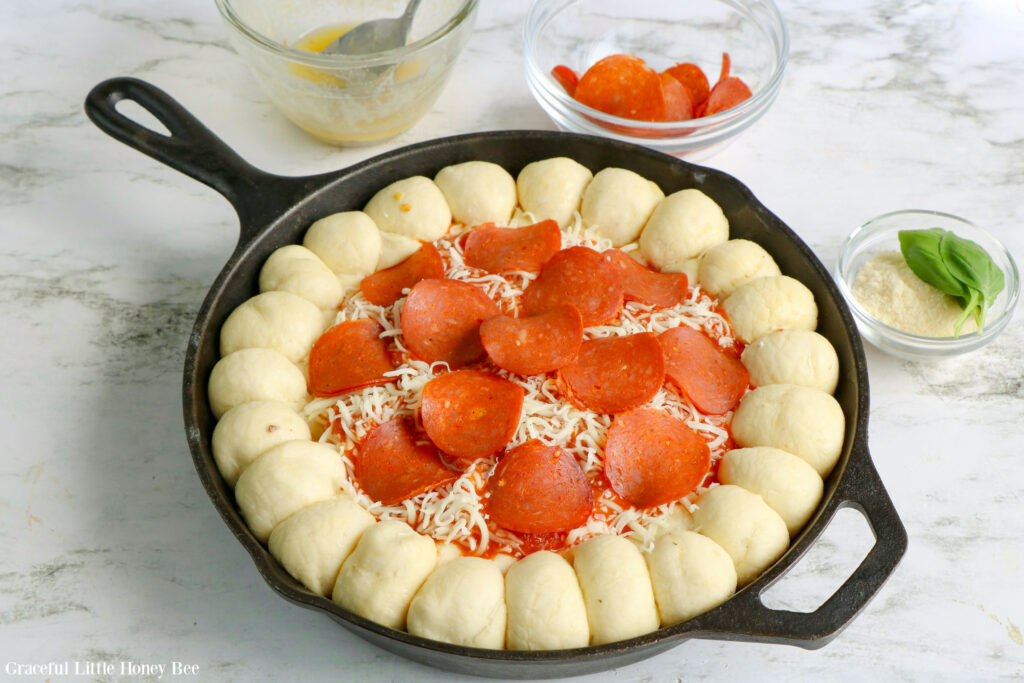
top-left (852, 250), bottom-right (976, 337)
top-left (304, 214), bottom-right (743, 558)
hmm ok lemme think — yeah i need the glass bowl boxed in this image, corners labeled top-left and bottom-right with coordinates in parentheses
top-left (522, 0), bottom-right (788, 160)
top-left (835, 210), bottom-right (1020, 361)
top-left (215, 0), bottom-right (478, 146)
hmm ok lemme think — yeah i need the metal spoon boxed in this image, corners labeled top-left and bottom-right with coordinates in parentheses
top-left (322, 0), bottom-right (425, 55)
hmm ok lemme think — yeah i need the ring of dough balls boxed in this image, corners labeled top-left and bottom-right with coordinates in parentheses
top-left (722, 275), bottom-right (818, 343)
top-left (731, 384), bottom-right (846, 478)
top-left (434, 161), bottom-right (517, 228)
top-left (647, 530), bottom-right (737, 626)
top-left (504, 550), bottom-right (590, 651)
top-left (332, 520), bottom-right (437, 631)
top-left (697, 238), bottom-right (781, 297)
top-left (718, 447), bottom-right (824, 536)
top-left (234, 440), bottom-right (347, 543)
top-left (208, 347), bottom-right (308, 419)
top-left (572, 534), bottom-right (660, 645)
top-left (741, 329), bottom-right (840, 394)
top-left (303, 211), bottom-right (382, 276)
top-left (639, 189), bottom-right (729, 270)
top-left (515, 157), bottom-right (593, 228)
top-left (406, 556), bottom-right (507, 649)
top-left (581, 167), bottom-right (665, 247)
top-left (363, 176), bottom-right (452, 242)
top-left (219, 291), bottom-right (324, 362)
top-left (692, 484), bottom-right (789, 586)
top-left (212, 400), bottom-right (312, 487)
top-left (268, 495), bottom-right (375, 596)
top-left (259, 244), bottom-right (344, 311)
top-left (204, 159), bottom-right (853, 652)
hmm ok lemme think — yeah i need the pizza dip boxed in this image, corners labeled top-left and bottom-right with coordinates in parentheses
top-left (207, 157), bottom-right (845, 650)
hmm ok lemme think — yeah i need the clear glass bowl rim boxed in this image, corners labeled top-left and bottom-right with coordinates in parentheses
top-left (835, 208), bottom-right (1021, 354)
top-left (522, 0), bottom-right (790, 130)
top-left (214, 0), bottom-right (479, 68)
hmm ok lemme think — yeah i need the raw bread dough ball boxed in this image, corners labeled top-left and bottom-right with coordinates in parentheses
top-left (572, 534), bottom-right (659, 645)
top-left (697, 239), bottom-right (781, 297)
top-left (208, 348), bottom-right (307, 419)
top-left (363, 176), bottom-right (452, 242)
top-left (434, 161), bottom-right (517, 227)
top-left (741, 329), bottom-right (840, 394)
top-left (516, 157), bottom-right (593, 228)
top-left (505, 551), bottom-right (590, 650)
top-left (639, 189), bottom-right (729, 270)
top-left (664, 257), bottom-right (701, 283)
top-left (407, 557), bottom-right (506, 649)
top-left (234, 440), bottom-right (346, 543)
top-left (580, 168), bottom-right (664, 247)
top-left (303, 211), bottom-right (382, 276)
top-left (692, 484), bottom-right (789, 586)
top-left (647, 530), bottom-right (737, 626)
top-left (377, 231), bottom-right (422, 271)
top-left (722, 275), bottom-right (818, 343)
top-left (219, 291), bottom-right (325, 362)
top-left (212, 400), bottom-right (312, 487)
top-left (491, 553), bottom-right (517, 575)
top-left (719, 447), bottom-right (824, 536)
top-left (630, 505), bottom-right (693, 550)
top-left (268, 494), bottom-right (375, 596)
top-left (259, 244), bottom-right (344, 311)
top-left (731, 384), bottom-right (845, 477)
top-left (336, 272), bottom-right (364, 299)
top-left (332, 520), bottom-right (437, 631)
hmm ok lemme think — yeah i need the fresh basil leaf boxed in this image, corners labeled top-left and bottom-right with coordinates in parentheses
top-left (938, 231), bottom-right (1005, 305)
top-left (898, 228), bottom-right (970, 299)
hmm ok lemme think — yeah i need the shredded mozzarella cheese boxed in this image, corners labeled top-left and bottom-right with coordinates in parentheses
top-left (305, 216), bottom-right (742, 558)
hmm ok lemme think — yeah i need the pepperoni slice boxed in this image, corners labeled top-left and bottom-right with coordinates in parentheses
top-left (485, 440), bottom-right (593, 534)
top-left (308, 319), bottom-right (396, 397)
top-left (658, 326), bottom-right (749, 414)
top-left (660, 72), bottom-right (694, 121)
top-left (360, 243), bottom-right (444, 307)
top-left (574, 54), bottom-right (666, 121)
top-left (664, 63), bottom-right (710, 109)
top-left (602, 249), bottom-right (689, 308)
top-left (420, 369), bottom-right (524, 461)
top-left (718, 52), bottom-right (732, 82)
top-left (479, 305), bottom-right (583, 375)
top-left (355, 417), bottom-right (458, 505)
top-left (400, 279), bottom-right (500, 366)
top-left (522, 246), bottom-right (623, 327)
top-left (551, 65), bottom-right (579, 96)
top-left (704, 77), bottom-right (753, 116)
top-left (604, 408), bottom-right (711, 508)
top-left (558, 332), bottom-right (664, 414)
top-left (463, 220), bottom-right (562, 274)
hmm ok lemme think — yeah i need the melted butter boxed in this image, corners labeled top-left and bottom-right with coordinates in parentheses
top-left (288, 24), bottom-right (356, 87)
top-left (278, 24), bottom-right (431, 144)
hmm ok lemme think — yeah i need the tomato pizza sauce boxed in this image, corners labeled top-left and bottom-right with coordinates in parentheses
top-left (302, 215), bottom-right (748, 560)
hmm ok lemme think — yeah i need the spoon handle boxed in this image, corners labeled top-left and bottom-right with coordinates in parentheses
top-left (400, 0), bottom-right (425, 32)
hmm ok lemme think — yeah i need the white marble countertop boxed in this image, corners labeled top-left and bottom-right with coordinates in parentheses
top-left (2, 0), bottom-right (1023, 680)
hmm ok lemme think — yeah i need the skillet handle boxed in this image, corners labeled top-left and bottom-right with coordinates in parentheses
top-left (84, 77), bottom-right (322, 241)
top-left (688, 443), bottom-right (907, 649)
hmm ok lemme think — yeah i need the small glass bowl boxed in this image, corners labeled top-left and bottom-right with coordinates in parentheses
top-left (522, 0), bottom-right (788, 160)
top-left (215, 0), bottom-right (477, 146)
top-left (835, 210), bottom-right (1020, 361)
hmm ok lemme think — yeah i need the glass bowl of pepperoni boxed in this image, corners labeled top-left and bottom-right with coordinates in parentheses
top-left (523, 0), bottom-right (789, 159)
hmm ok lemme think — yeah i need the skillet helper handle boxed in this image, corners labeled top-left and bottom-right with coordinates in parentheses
top-left (691, 446), bottom-right (907, 648)
top-left (84, 77), bottom-right (314, 235)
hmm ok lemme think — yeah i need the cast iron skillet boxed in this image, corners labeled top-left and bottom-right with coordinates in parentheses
top-left (85, 77), bottom-right (907, 679)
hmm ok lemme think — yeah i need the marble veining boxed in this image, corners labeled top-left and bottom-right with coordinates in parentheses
top-left (1, 0), bottom-right (1022, 681)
